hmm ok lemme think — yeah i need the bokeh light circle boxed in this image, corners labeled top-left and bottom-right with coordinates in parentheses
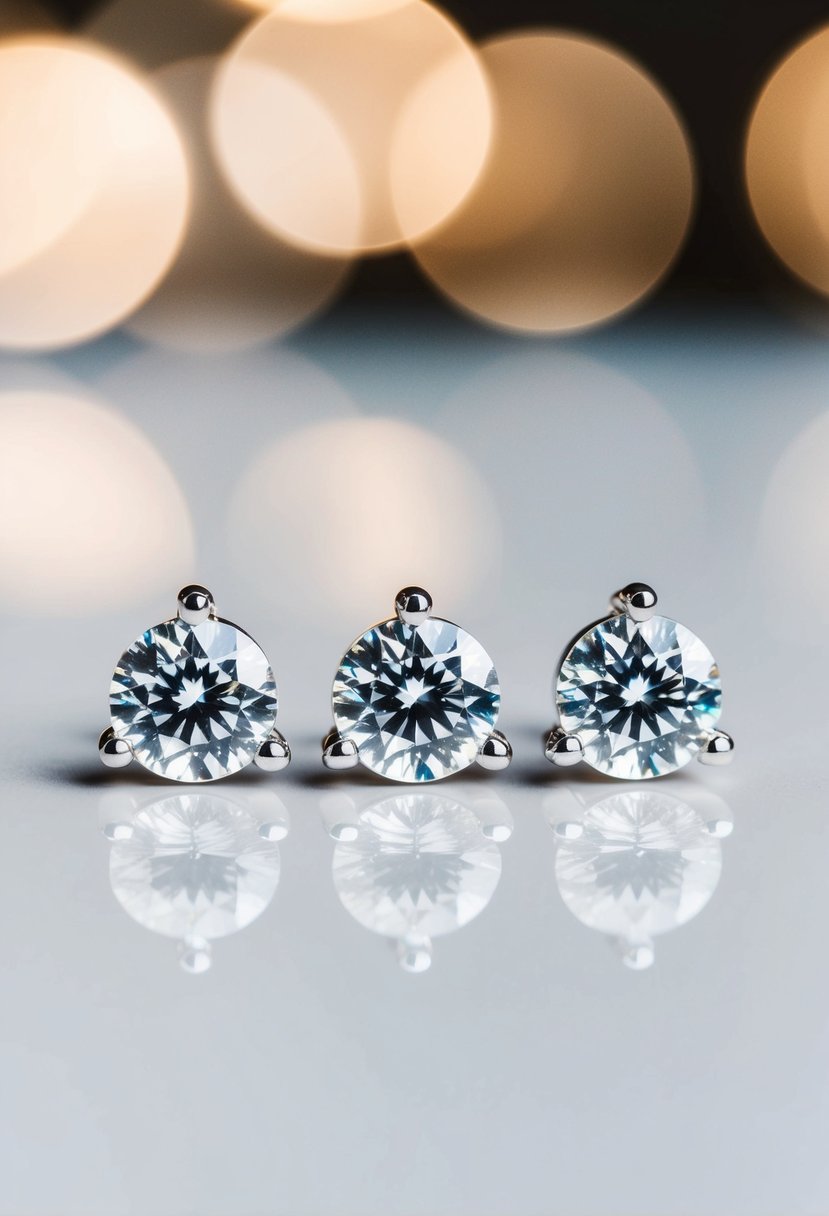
top-left (0, 37), bottom-right (189, 350)
top-left (0, 391), bottom-right (195, 616)
top-left (758, 410), bottom-right (829, 634)
top-left (411, 32), bottom-right (695, 334)
top-left (227, 417), bottom-right (501, 626)
top-left (210, 0), bottom-right (492, 254)
top-left (127, 58), bottom-right (351, 353)
top-left (746, 26), bottom-right (829, 295)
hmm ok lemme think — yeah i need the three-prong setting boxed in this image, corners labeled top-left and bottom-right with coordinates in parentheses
top-left (98, 725), bottom-right (134, 769)
top-left (698, 729), bottom-right (735, 767)
top-left (255, 728), bottom-right (292, 772)
top-left (176, 583), bottom-right (215, 626)
top-left (325, 586), bottom-right (510, 783)
top-left (476, 729), bottom-right (513, 772)
top-left (544, 725), bottom-right (584, 768)
top-left (322, 728), bottom-right (360, 771)
top-left (546, 581), bottom-right (733, 780)
top-left (101, 585), bottom-right (290, 783)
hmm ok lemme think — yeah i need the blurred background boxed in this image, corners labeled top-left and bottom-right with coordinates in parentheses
top-left (3, 3), bottom-right (829, 1215)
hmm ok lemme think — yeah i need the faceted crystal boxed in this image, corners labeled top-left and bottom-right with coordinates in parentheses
top-left (332, 617), bottom-right (500, 782)
top-left (555, 789), bottom-right (722, 953)
top-left (332, 792), bottom-right (502, 940)
top-left (110, 616), bottom-right (277, 782)
top-left (556, 613), bottom-right (721, 779)
top-left (109, 793), bottom-right (282, 942)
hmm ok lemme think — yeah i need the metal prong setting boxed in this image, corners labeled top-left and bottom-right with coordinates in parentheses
top-left (395, 586), bottom-right (433, 626)
top-left (545, 725), bottom-right (584, 768)
top-left (476, 729), bottom-right (513, 771)
top-left (254, 728), bottom-right (291, 773)
top-left (98, 726), bottom-right (133, 769)
top-left (697, 730), bottom-right (734, 766)
top-left (322, 728), bottom-right (360, 771)
top-left (611, 581), bottom-right (658, 623)
top-left (177, 584), bottom-right (215, 626)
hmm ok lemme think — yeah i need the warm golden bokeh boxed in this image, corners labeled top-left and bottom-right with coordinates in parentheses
top-left (0, 390), bottom-right (194, 615)
top-left (210, 0), bottom-right (492, 254)
top-left (411, 32), bottom-right (695, 333)
top-left (127, 58), bottom-right (351, 353)
top-left (0, 37), bottom-right (190, 350)
top-left (241, 0), bottom-right (410, 16)
top-left (226, 417), bottom-right (501, 625)
top-left (746, 26), bottom-right (829, 294)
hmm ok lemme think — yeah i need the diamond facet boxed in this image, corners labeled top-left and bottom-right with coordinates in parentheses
top-left (555, 789), bottom-right (723, 960)
top-left (110, 616), bottom-right (277, 782)
top-left (557, 613), bottom-right (721, 779)
top-left (332, 793), bottom-right (502, 940)
top-left (109, 793), bottom-right (282, 943)
top-left (332, 617), bottom-right (500, 782)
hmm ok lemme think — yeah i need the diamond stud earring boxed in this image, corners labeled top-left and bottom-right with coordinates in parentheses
top-left (322, 586), bottom-right (512, 782)
top-left (545, 581), bottom-right (733, 780)
top-left (99, 585), bottom-right (290, 782)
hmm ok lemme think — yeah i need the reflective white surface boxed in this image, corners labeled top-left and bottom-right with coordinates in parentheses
top-left (0, 307), bottom-right (826, 1215)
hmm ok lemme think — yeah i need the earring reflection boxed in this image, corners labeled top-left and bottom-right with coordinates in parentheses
top-left (544, 785), bottom-right (732, 969)
top-left (100, 789), bottom-right (289, 972)
top-left (322, 789), bottom-right (512, 972)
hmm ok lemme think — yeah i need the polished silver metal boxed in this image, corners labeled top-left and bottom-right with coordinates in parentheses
top-left (394, 585), bottom-right (433, 626)
top-left (476, 729), bottom-right (513, 772)
top-left (610, 581), bottom-right (658, 623)
top-left (254, 728), bottom-right (291, 773)
top-left (697, 730), bottom-right (735, 767)
top-left (544, 726), bottom-right (584, 768)
top-left (322, 728), bottom-right (360, 771)
top-left (98, 726), bottom-right (134, 769)
top-left (176, 583), bottom-right (215, 625)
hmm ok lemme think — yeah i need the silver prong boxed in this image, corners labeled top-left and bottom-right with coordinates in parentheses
top-left (322, 728), bottom-right (360, 771)
top-left (554, 820), bottom-right (585, 841)
top-left (395, 586), bottom-right (433, 626)
top-left (98, 726), bottom-right (133, 769)
top-left (476, 729), bottom-right (512, 771)
top-left (619, 936), bottom-right (655, 971)
top-left (698, 730), bottom-right (734, 766)
top-left (178, 935), bottom-right (212, 974)
top-left (397, 933), bottom-right (432, 973)
top-left (258, 821), bottom-right (289, 841)
top-left (545, 726), bottom-right (583, 768)
top-left (254, 728), bottom-right (291, 772)
top-left (611, 582), bottom-right (658, 623)
top-left (177, 584), bottom-right (215, 625)
top-left (103, 822), bottom-right (135, 841)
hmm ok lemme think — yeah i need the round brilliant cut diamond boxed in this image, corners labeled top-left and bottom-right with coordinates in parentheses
top-left (557, 613), bottom-right (721, 779)
top-left (332, 617), bottom-right (500, 782)
top-left (110, 617), bottom-right (277, 782)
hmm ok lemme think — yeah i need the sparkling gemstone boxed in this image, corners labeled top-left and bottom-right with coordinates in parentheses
top-left (109, 793), bottom-right (282, 943)
top-left (332, 793), bottom-right (502, 941)
top-left (555, 790), bottom-right (722, 962)
top-left (332, 617), bottom-right (500, 782)
top-left (556, 613), bottom-right (722, 779)
top-left (110, 616), bottom-right (277, 782)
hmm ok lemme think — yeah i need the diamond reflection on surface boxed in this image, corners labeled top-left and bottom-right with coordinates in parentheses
top-left (106, 792), bottom-right (287, 970)
top-left (110, 616), bottom-right (278, 782)
top-left (328, 791), bottom-right (509, 971)
top-left (557, 614), bottom-right (722, 780)
top-left (332, 617), bottom-right (500, 782)
top-left (549, 787), bottom-right (730, 968)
